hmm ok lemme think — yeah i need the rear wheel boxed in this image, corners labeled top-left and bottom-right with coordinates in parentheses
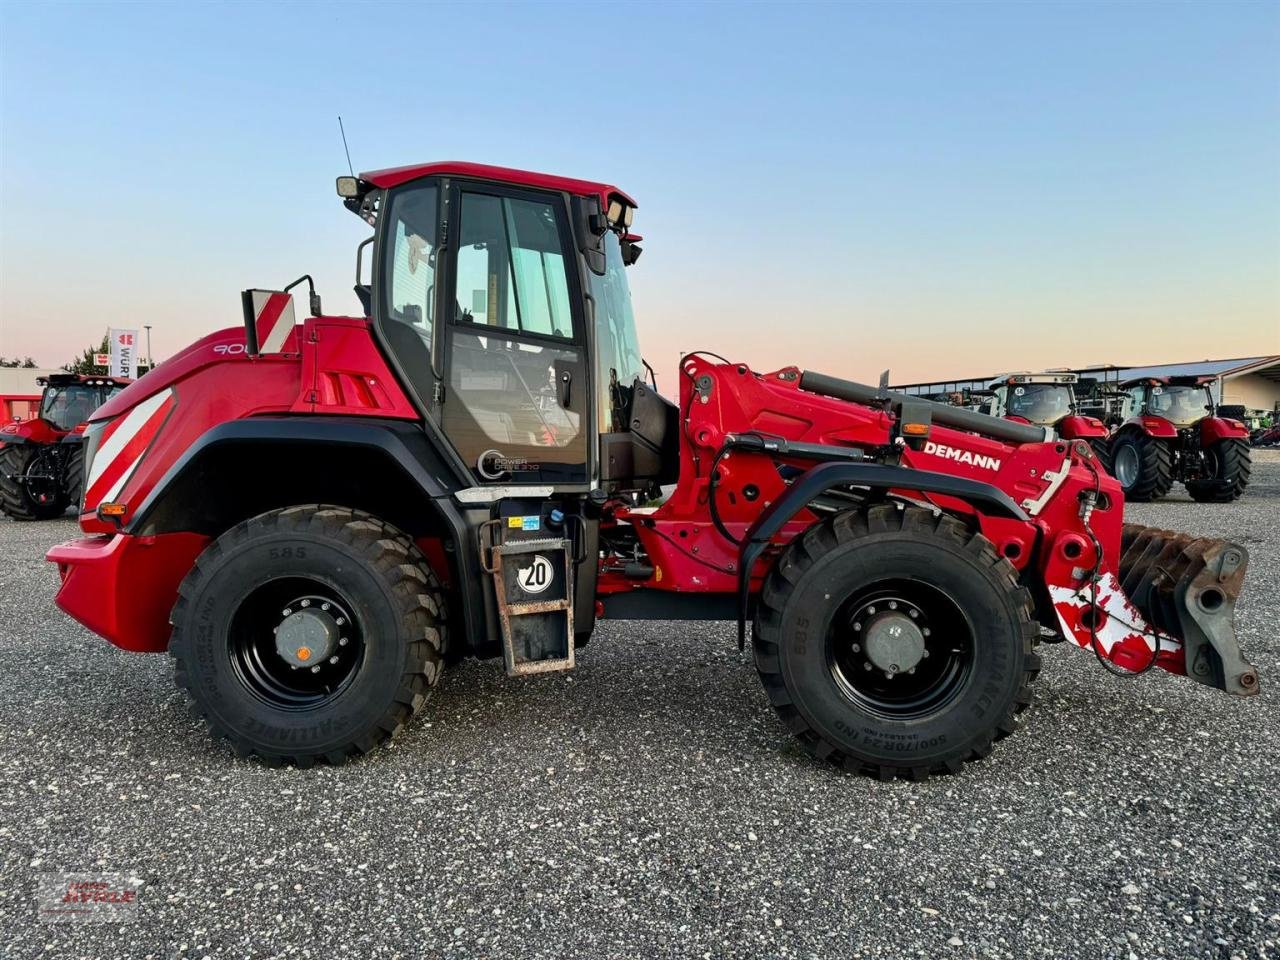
top-left (169, 505), bottom-right (446, 766)
top-left (1186, 438), bottom-right (1251, 502)
top-left (753, 504), bottom-right (1039, 780)
top-left (1087, 437), bottom-right (1113, 474)
top-left (1110, 432), bottom-right (1173, 502)
top-left (0, 444), bottom-right (69, 520)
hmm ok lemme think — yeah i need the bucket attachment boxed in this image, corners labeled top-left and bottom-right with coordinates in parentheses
top-left (1118, 524), bottom-right (1258, 696)
top-left (482, 523), bottom-right (575, 677)
top-left (1049, 524), bottom-right (1258, 696)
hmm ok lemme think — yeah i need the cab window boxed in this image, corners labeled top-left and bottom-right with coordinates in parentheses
top-left (455, 194), bottom-right (574, 340)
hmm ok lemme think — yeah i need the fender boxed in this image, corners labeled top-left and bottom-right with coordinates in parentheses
top-left (735, 460), bottom-right (1029, 646)
top-left (1056, 414), bottom-right (1107, 439)
top-left (0, 418), bottom-right (62, 446)
top-left (1123, 415), bottom-right (1178, 439)
top-left (129, 416), bottom-right (492, 652)
top-left (1201, 416), bottom-right (1249, 443)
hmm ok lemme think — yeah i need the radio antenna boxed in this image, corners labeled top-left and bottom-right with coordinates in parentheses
top-left (337, 115), bottom-right (354, 176)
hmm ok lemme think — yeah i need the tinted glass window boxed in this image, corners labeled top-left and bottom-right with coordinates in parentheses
top-left (378, 183), bottom-right (439, 404)
top-left (455, 194), bottom-right (574, 339)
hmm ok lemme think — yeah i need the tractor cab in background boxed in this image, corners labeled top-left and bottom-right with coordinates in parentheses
top-left (981, 372), bottom-right (1111, 468)
top-left (1109, 375), bottom-right (1251, 502)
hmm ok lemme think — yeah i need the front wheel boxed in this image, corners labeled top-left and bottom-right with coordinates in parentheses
top-left (753, 504), bottom-right (1040, 780)
top-left (1186, 438), bottom-right (1251, 502)
top-left (169, 505), bottom-right (446, 766)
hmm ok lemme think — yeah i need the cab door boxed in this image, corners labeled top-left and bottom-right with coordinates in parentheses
top-left (437, 183), bottom-right (591, 486)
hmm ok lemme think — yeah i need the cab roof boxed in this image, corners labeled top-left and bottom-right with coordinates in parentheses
top-left (359, 160), bottom-right (637, 209)
top-left (1119, 374), bottom-right (1215, 389)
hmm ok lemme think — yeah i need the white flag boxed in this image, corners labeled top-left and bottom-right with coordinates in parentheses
top-left (109, 329), bottom-right (139, 379)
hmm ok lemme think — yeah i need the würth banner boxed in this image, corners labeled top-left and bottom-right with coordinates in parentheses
top-left (109, 329), bottom-right (139, 379)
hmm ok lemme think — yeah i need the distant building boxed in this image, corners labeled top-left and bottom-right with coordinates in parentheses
top-left (894, 355), bottom-right (1280, 414)
top-left (0, 367), bottom-right (63, 421)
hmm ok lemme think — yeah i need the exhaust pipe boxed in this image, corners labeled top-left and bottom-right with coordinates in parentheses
top-left (799, 370), bottom-right (1053, 446)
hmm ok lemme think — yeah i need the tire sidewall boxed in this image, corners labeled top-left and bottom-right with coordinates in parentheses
top-left (179, 530), bottom-right (411, 754)
top-left (777, 533), bottom-right (1025, 768)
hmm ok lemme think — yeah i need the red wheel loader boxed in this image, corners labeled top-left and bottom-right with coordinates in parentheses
top-left (1, 374), bottom-right (130, 520)
top-left (45, 162), bottom-right (1259, 777)
top-left (1109, 376), bottom-right (1251, 502)
top-left (977, 372), bottom-right (1112, 471)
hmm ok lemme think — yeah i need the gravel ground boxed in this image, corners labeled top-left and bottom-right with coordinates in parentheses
top-left (1, 463), bottom-right (1278, 960)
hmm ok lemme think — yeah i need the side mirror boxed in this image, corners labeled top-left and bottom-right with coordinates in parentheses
top-left (621, 240), bottom-right (642, 266)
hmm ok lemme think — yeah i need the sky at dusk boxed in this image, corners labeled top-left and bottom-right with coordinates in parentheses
top-left (2, 0), bottom-right (1277, 383)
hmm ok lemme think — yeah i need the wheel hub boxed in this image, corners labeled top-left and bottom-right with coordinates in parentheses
top-left (1115, 444), bottom-right (1139, 487)
top-left (275, 607), bottom-right (339, 668)
top-left (863, 612), bottom-right (926, 676)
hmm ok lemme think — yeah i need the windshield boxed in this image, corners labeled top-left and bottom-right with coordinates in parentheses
top-left (1003, 383), bottom-right (1072, 424)
top-left (1146, 384), bottom-right (1210, 425)
top-left (40, 385), bottom-right (101, 430)
top-left (591, 232), bottom-right (646, 431)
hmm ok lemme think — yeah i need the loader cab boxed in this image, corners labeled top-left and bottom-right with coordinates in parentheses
top-left (349, 162), bottom-right (672, 495)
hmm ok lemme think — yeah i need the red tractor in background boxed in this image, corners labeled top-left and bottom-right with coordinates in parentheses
top-left (44, 161), bottom-right (1259, 778)
top-left (976, 371), bottom-right (1112, 471)
top-left (1, 373), bottom-right (130, 520)
top-left (1108, 375), bottom-right (1251, 502)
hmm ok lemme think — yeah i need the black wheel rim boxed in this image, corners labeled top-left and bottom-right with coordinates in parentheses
top-left (826, 579), bottom-right (974, 720)
top-left (228, 577), bottom-right (365, 711)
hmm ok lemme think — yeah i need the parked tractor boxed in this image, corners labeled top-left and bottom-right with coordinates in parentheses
top-left (0, 374), bottom-right (130, 520)
top-left (976, 372), bottom-right (1112, 471)
top-left (1109, 376), bottom-right (1251, 502)
top-left (45, 162), bottom-right (1259, 778)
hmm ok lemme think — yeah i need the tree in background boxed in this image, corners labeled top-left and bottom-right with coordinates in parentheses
top-left (0, 357), bottom-right (38, 368)
top-left (63, 335), bottom-right (111, 375)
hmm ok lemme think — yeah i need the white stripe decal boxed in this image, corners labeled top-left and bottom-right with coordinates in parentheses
top-left (261, 313), bottom-right (294, 353)
top-left (102, 452), bottom-right (144, 504)
top-left (87, 389), bottom-right (173, 490)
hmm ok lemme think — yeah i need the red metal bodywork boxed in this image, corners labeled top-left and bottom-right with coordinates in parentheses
top-left (48, 532), bottom-right (210, 652)
top-left (360, 160), bottom-right (636, 210)
top-left (1201, 416), bottom-right (1249, 443)
top-left (1055, 414), bottom-right (1108, 440)
top-left (50, 315), bottom-right (417, 643)
top-left (0, 416), bottom-right (62, 446)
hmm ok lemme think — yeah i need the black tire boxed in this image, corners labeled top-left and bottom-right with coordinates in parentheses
top-left (62, 443), bottom-right (85, 507)
top-left (1109, 432), bottom-right (1173, 502)
top-left (1086, 437), bottom-right (1113, 474)
top-left (753, 503), bottom-right (1040, 781)
top-left (169, 505), bottom-right (446, 766)
top-left (0, 444), bottom-right (69, 520)
top-left (1186, 438), bottom-right (1251, 502)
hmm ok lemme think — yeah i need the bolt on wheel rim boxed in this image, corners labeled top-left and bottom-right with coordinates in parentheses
top-left (826, 580), bottom-right (974, 720)
top-left (228, 578), bottom-right (364, 710)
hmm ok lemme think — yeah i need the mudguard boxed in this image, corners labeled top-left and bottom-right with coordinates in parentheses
top-left (1056, 414), bottom-right (1108, 439)
top-left (1201, 416), bottom-right (1249, 443)
top-left (735, 460), bottom-right (1028, 646)
top-left (1122, 415), bottom-right (1178, 439)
